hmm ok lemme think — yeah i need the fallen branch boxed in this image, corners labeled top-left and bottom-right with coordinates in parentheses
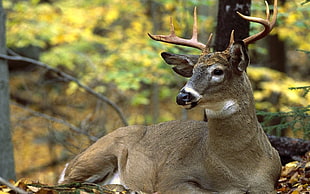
top-left (0, 53), bottom-right (128, 126)
top-left (267, 134), bottom-right (310, 164)
top-left (0, 177), bottom-right (28, 194)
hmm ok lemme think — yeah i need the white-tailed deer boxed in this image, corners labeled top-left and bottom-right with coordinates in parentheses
top-left (59, 1), bottom-right (281, 193)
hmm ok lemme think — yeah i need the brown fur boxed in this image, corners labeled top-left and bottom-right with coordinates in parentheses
top-left (59, 42), bottom-right (281, 193)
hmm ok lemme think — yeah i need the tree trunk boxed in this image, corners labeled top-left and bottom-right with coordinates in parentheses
top-left (215, 0), bottom-right (251, 51)
top-left (0, 0), bottom-right (16, 180)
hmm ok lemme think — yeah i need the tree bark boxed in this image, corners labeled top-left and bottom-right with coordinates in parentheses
top-left (215, 0), bottom-right (251, 51)
top-left (0, 0), bottom-right (16, 180)
top-left (266, 26), bottom-right (286, 73)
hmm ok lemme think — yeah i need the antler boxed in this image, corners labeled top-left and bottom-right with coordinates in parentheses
top-left (148, 7), bottom-right (212, 51)
top-left (238, 0), bottom-right (278, 45)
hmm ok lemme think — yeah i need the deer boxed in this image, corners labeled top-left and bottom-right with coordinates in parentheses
top-left (58, 1), bottom-right (281, 193)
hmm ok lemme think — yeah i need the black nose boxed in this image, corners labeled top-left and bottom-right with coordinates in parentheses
top-left (176, 91), bottom-right (193, 105)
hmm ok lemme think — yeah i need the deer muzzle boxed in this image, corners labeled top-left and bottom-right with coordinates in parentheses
top-left (176, 87), bottom-right (202, 108)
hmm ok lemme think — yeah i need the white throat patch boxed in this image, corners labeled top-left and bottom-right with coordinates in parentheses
top-left (204, 99), bottom-right (239, 119)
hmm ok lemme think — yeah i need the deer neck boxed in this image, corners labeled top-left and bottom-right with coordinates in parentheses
top-left (205, 74), bottom-right (262, 153)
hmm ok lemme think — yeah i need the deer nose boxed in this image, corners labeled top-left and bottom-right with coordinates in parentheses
top-left (176, 91), bottom-right (194, 105)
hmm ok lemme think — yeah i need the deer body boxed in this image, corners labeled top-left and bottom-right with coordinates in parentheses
top-left (60, 47), bottom-right (281, 193)
top-left (59, 1), bottom-right (282, 193)
top-left (61, 121), bottom-right (279, 194)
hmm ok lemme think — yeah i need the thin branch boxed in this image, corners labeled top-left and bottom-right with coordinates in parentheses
top-left (0, 53), bottom-right (128, 126)
top-left (11, 102), bottom-right (99, 142)
top-left (0, 177), bottom-right (29, 194)
top-left (7, 48), bottom-right (19, 56)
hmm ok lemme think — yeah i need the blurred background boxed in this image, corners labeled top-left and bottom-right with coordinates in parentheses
top-left (2, 0), bottom-right (309, 184)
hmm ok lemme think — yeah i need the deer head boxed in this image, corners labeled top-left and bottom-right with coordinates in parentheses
top-left (148, 1), bottom-right (277, 116)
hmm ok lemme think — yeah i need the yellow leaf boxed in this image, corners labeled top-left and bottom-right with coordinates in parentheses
top-left (27, 186), bottom-right (41, 193)
top-left (0, 191), bottom-right (10, 194)
top-left (286, 161), bottom-right (299, 168)
top-left (105, 9), bottom-right (119, 25)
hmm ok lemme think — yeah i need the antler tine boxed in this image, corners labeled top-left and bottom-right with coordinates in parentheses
top-left (203, 33), bottom-right (213, 53)
top-left (148, 7), bottom-right (206, 51)
top-left (229, 30), bottom-right (234, 46)
top-left (223, 30), bottom-right (235, 53)
top-left (237, 0), bottom-right (278, 45)
top-left (265, 1), bottom-right (270, 20)
top-left (192, 7), bottom-right (198, 42)
top-left (169, 16), bottom-right (176, 37)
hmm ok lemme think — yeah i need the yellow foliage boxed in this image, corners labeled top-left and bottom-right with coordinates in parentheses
top-left (275, 1), bottom-right (310, 50)
top-left (105, 7), bottom-right (119, 25)
top-left (248, 66), bottom-right (310, 112)
top-left (249, 0), bottom-right (310, 50)
top-left (66, 82), bottom-right (79, 95)
top-left (4, 0), bottom-right (310, 106)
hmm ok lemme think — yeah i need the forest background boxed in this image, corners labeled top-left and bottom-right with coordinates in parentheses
top-left (1, 0), bottom-right (309, 185)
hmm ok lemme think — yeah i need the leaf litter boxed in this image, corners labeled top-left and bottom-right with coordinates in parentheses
top-left (1, 152), bottom-right (310, 194)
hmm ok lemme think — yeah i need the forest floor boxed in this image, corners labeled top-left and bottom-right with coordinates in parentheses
top-left (1, 151), bottom-right (309, 194)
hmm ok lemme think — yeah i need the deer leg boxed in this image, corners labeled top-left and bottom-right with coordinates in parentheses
top-left (59, 153), bottom-right (118, 184)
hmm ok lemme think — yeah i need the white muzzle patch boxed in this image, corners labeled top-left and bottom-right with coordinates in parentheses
top-left (183, 86), bottom-right (202, 102)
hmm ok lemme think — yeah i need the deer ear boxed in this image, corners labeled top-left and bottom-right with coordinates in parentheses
top-left (229, 41), bottom-right (249, 73)
top-left (161, 52), bottom-right (199, 77)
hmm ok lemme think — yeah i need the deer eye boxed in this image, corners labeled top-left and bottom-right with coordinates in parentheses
top-left (213, 69), bottom-right (224, 76)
